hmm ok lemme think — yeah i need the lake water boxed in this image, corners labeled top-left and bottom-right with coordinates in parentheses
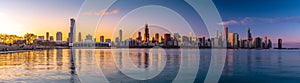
top-left (0, 49), bottom-right (300, 83)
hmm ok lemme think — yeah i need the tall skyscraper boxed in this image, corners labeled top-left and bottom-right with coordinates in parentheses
top-left (144, 24), bottom-right (149, 43)
top-left (278, 38), bottom-right (283, 49)
top-left (46, 32), bottom-right (49, 41)
top-left (254, 37), bottom-right (262, 48)
top-left (56, 32), bottom-right (62, 42)
top-left (69, 18), bottom-right (76, 44)
top-left (247, 27), bottom-right (253, 41)
top-left (228, 33), bottom-right (239, 48)
top-left (100, 35), bottom-right (105, 42)
top-left (119, 29), bottom-right (123, 43)
top-left (223, 26), bottom-right (228, 43)
top-left (78, 32), bottom-right (82, 42)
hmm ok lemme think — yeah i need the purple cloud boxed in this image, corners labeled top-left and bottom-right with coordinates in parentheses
top-left (218, 17), bottom-right (300, 25)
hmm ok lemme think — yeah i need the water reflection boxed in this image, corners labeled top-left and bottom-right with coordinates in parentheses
top-left (0, 49), bottom-right (300, 83)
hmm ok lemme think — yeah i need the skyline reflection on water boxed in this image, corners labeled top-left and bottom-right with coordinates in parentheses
top-left (0, 49), bottom-right (300, 83)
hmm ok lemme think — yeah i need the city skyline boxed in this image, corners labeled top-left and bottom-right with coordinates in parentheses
top-left (0, 0), bottom-right (299, 45)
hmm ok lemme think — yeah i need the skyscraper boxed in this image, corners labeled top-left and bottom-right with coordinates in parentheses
top-left (263, 36), bottom-right (268, 48)
top-left (155, 33), bottom-right (160, 43)
top-left (223, 26), bottom-right (228, 46)
top-left (228, 33), bottom-right (239, 48)
top-left (78, 32), bottom-right (82, 42)
top-left (50, 36), bottom-right (54, 41)
top-left (164, 33), bottom-right (171, 46)
top-left (46, 32), bottom-right (49, 41)
top-left (100, 35), bottom-right (105, 42)
top-left (247, 27), bottom-right (253, 41)
top-left (56, 32), bottom-right (62, 42)
top-left (144, 24), bottom-right (149, 43)
top-left (247, 27), bottom-right (253, 48)
top-left (278, 38), bottom-right (283, 49)
top-left (268, 39), bottom-right (272, 49)
top-left (254, 37), bottom-right (262, 48)
top-left (137, 32), bottom-right (142, 41)
top-left (119, 29), bottom-right (122, 43)
top-left (69, 18), bottom-right (76, 44)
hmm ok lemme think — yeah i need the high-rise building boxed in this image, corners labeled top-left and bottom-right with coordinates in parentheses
top-left (56, 32), bottom-right (62, 42)
top-left (278, 38), bottom-right (282, 49)
top-left (155, 33), bottom-right (160, 43)
top-left (144, 24), bottom-right (149, 43)
top-left (263, 36), bottom-right (268, 48)
top-left (50, 36), bottom-right (54, 41)
top-left (223, 26), bottom-right (228, 43)
top-left (119, 29), bottom-right (122, 42)
top-left (105, 39), bottom-right (111, 43)
top-left (254, 37), bottom-right (262, 48)
top-left (174, 33), bottom-right (180, 41)
top-left (69, 18), bottom-right (76, 44)
top-left (100, 36), bottom-right (105, 42)
top-left (137, 32), bottom-right (142, 41)
top-left (247, 27), bottom-right (253, 41)
top-left (164, 33), bottom-right (171, 46)
top-left (78, 32), bottom-right (82, 42)
top-left (46, 32), bottom-right (49, 41)
top-left (85, 34), bottom-right (93, 42)
top-left (268, 39), bottom-right (272, 49)
top-left (228, 33), bottom-right (239, 48)
top-left (247, 27), bottom-right (253, 48)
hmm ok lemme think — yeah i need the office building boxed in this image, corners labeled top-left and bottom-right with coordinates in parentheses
top-left (69, 18), bottom-right (76, 44)
top-left (278, 38), bottom-right (283, 49)
top-left (100, 35), bottom-right (105, 42)
top-left (78, 32), bottom-right (82, 42)
top-left (46, 32), bottom-right (49, 41)
top-left (56, 32), bottom-right (62, 42)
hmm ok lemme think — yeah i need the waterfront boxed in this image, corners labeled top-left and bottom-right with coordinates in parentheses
top-left (0, 49), bottom-right (300, 83)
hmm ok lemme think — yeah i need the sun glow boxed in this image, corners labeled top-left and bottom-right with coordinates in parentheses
top-left (0, 13), bottom-right (24, 36)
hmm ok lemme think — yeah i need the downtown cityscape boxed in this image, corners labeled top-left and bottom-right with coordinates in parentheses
top-left (0, 18), bottom-right (284, 50)
top-left (1, 0), bottom-right (300, 83)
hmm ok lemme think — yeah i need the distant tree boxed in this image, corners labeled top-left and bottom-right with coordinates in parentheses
top-left (24, 33), bottom-right (37, 45)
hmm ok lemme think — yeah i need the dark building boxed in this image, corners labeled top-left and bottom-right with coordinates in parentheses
top-left (268, 39), bottom-right (272, 49)
top-left (254, 37), bottom-right (262, 48)
top-left (278, 39), bottom-right (282, 49)
top-left (144, 24), bottom-right (149, 43)
top-left (164, 33), bottom-right (171, 46)
top-left (100, 36), bottom-right (105, 42)
top-left (46, 32), bottom-right (49, 41)
top-left (247, 27), bottom-right (253, 41)
top-left (137, 32), bottom-right (142, 41)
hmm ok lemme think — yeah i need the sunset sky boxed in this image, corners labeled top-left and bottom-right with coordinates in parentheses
top-left (0, 0), bottom-right (299, 45)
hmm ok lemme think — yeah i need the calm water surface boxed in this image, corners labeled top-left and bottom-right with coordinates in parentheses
top-left (0, 49), bottom-right (299, 83)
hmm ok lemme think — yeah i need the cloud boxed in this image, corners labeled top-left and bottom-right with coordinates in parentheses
top-left (83, 9), bottom-right (120, 16)
top-left (217, 20), bottom-right (239, 25)
top-left (218, 17), bottom-right (300, 26)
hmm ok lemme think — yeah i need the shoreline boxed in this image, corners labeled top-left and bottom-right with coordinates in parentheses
top-left (1, 47), bottom-right (299, 54)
